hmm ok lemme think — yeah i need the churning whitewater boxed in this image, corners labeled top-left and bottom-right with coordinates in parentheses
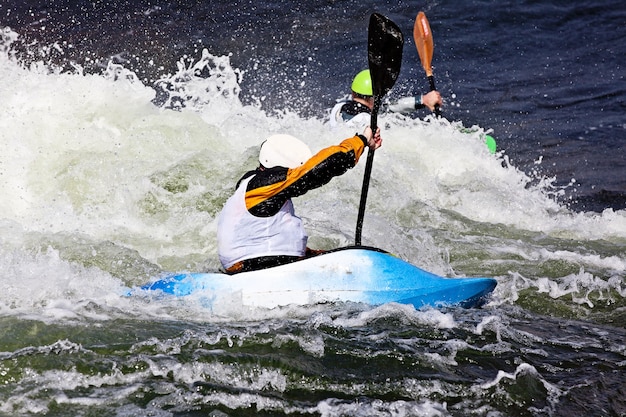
top-left (1, 1), bottom-right (625, 415)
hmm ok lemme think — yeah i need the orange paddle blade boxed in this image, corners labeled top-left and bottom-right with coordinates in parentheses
top-left (413, 11), bottom-right (434, 77)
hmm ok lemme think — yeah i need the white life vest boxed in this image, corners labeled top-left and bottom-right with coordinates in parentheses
top-left (217, 176), bottom-right (307, 269)
top-left (329, 100), bottom-right (370, 131)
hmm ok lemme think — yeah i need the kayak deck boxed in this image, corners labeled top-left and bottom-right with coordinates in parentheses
top-left (139, 247), bottom-right (497, 309)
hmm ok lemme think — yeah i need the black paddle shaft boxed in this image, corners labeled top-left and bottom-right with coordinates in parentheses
top-left (355, 13), bottom-right (403, 246)
top-left (427, 75), bottom-right (441, 117)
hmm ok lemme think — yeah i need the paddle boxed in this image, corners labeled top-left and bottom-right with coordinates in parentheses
top-left (355, 13), bottom-right (404, 246)
top-left (414, 11), bottom-right (497, 153)
top-left (413, 11), bottom-right (441, 117)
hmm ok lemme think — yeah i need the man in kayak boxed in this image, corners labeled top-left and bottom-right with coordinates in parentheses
top-left (217, 126), bottom-right (382, 274)
top-left (329, 69), bottom-right (443, 129)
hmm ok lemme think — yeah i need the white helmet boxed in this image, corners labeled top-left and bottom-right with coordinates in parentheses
top-left (259, 134), bottom-right (312, 169)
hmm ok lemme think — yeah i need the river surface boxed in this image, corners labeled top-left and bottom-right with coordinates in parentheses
top-left (1, 1), bottom-right (625, 416)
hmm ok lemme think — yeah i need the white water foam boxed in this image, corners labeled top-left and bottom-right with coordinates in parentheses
top-left (1, 30), bottom-right (624, 322)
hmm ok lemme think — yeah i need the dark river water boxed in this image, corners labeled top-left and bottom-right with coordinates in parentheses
top-left (1, 1), bottom-right (624, 416)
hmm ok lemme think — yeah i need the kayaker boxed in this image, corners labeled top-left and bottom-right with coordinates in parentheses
top-left (217, 126), bottom-right (382, 274)
top-left (329, 69), bottom-right (443, 129)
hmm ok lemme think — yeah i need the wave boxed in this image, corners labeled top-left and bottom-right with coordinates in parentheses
top-left (0, 29), bottom-right (624, 325)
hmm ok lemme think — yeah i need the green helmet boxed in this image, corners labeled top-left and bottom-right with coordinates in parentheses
top-left (351, 69), bottom-right (373, 96)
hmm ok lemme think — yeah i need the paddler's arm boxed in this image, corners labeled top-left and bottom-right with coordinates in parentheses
top-left (245, 129), bottom-right (380, 217)
top-left (388, 90), bottom-right (443, 113)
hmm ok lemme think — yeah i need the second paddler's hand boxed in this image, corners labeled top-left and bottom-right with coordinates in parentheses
top-left (422, 90), bottom-right (443, 112)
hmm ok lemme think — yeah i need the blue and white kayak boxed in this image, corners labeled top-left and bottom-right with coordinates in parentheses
top-left (136, 247), bottom-right (496, 309)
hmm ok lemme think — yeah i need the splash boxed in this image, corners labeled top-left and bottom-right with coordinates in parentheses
top-left (153, 48), bottom-right (244, 112)
top-left (0, 27), bottom-right (624, 324)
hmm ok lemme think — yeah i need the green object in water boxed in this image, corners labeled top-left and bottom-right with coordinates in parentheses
top-left (485, 134), bottom-right (497, 154)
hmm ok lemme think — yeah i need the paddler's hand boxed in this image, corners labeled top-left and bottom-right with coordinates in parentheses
top-left (422, 90), bottom-right (443, 112)
top-left (363, 126), bottom-right (382, 151)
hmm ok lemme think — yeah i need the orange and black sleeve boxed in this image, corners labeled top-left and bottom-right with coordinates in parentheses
top-left (244, 134), bottom-right (368, 217)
